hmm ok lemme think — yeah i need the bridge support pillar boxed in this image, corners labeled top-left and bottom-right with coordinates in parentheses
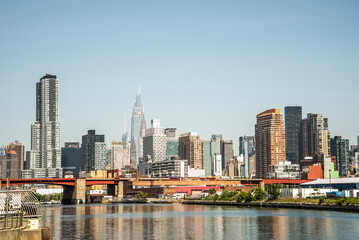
top-left (117, 181), bottom-right (124, 200)
top-left (63, 179), bottom-right (86, 204)
top-left (73, 179), bottom-right (86, 204)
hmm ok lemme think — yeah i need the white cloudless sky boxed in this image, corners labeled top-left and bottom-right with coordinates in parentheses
top-left (0, 1), bottom-right (358, 154)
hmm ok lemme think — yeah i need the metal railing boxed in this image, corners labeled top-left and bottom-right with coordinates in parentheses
top-left (0, 212), bottom-right (23, 230)
top-left (0, 190), bottom-right (42, 230)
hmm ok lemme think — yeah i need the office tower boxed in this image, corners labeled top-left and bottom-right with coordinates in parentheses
top-left (61, 142), bottom-right (81, 178)
top-left (111, 141), bottom-right (130, 170)
top-left (143, 119), bottom-right (167, 162)
top-left (1, 151), bottom-right (21, 179)
top-left (239, 136), bottom-right (255, 156)
top-left (23, 74), bottom-right (62, 178)
top-left (255, 109), bottom-right (286, 178)
top-left (330, 136), bottom-right (349, 177)
top-left (220, 140), bottom-right (234, 171)
top-left (213, 153), bottom-right (222, 176)
top-left (139, 116), bottom-right (147, 163)
top-left (178, 132), bottom-right (204, 169)
top-left (299, 113), bottom-right (330, 161)
top-left (239, 136), bottom-right (255, 178)
top-left (4, 140), bottom-right (24, 173)
top-left (357, 135), bottom-right (359, 147)
top-left (81, 130), bottom-right (106, 172)
top-left (165, 128), bottom-right (179, 158)
top-left (130, 88), bottom-right (145, 167)
top-left (203, 141), bottom-right (212, 176)
top-left (122, 117), bottom-right (129, 149)
top-left (285, 106), bottom-right (302, 164)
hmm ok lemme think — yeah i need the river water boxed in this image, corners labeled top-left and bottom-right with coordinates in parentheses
top-left (42, 203), bottom-right (359, 240)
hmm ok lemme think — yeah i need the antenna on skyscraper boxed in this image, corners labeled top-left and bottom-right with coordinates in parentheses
top-left (138, 84), bottom-right (141, 95)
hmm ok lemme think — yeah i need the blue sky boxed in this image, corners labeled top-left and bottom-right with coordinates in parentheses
top-left (1, 1), bottom-right (358, 153)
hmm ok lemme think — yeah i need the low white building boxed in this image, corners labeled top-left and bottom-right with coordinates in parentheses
top-left (36, 188), bottom-right (63, 195)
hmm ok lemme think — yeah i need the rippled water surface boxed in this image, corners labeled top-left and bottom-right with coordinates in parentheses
top-left (42, 203), bottom-right (359, 240)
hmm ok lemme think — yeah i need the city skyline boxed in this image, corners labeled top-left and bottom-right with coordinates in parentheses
top-left (1, 1), bottom-right (359, 153)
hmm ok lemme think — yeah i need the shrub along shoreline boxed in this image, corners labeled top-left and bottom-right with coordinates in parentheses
top-left (182, 187), bottom-right (359, 212)
top-left (182, 200), bottom-right (359, 212)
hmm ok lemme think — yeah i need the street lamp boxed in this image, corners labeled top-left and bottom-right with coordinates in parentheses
top-left (329, 169), bottom-right (332, 192)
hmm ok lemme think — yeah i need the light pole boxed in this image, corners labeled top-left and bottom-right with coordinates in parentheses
top-left (329, 169), bottom-right (332, 192)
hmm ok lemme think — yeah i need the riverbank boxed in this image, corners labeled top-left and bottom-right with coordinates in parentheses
top-left (182, 200), bottom-right (359, 212)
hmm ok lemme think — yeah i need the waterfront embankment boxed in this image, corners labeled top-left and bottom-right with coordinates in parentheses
top-left (183, 200), bottom-right (359, 212)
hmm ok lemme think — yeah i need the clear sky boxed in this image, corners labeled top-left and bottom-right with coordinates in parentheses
top-left (1, 1), bottom-right (358, 154)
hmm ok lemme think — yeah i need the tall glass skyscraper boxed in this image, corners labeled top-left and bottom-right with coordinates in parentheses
top-left (130, 89), bottom-right (145, 167)
top-left (285, 106), bottom-right (302, 164)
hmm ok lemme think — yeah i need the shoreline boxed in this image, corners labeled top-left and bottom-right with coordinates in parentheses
top-left (182, 200), bottom-right (359, 212)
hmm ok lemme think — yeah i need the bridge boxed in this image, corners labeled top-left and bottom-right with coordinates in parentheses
top-left (0, 177), bottom-right (312, 204)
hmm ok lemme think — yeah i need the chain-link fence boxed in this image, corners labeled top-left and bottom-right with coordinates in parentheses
top-left (0, 190), bottom-right (42, 230)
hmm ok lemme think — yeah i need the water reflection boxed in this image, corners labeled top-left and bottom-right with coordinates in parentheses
top-left (42, 204), bottom-right (359, 240)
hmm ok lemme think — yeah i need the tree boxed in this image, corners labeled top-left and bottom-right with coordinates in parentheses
top-left (253, 187), bottom-right (266, 201)
top-left (135, 192), bottom-right (148, 202)
top-left (267, 184), bottom-right (280, 201)
top-left (208, 188), bottom-right (216, 196)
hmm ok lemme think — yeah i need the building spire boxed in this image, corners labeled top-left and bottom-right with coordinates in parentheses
top-left (138, 84), bottom-right (141, 95)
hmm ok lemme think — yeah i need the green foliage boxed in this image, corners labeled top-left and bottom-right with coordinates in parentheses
top-left (235, 190), bottom-right (248, 202)
top-left (34, 192), bottom-right (63, 202)
top-left (208, 188), bottom-right (216, 196)
top-left (318, 197), bottom-right (325, 205)
top-left (335, 197), bottom-right (345, 205)
top-left (267, 184), bottom-right (280, 201)
top-left (218, 190), bottom-right (237, 201)
top-left (253, 187), bottom-right (266, 201)
top-left (213, 194), bottom-right (219, 202)
top-left (135, 191), bottom-right (148, 202)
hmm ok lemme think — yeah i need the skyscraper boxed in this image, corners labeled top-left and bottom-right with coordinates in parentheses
top-left (81, 130), bottom-right (106, 172)
top-left (220, 140), bottom-right (234, 171)
top-left (255, 109), bottom-right (286, 178)
top-left (23, 74), bottom-right (62, 178)
top-left (239, 136), bottom-right (255, 178)
top-left (61, 142), bottom-right (81, 178)
top-left (285, 106), bottom-right (302, 164)
top-left (130, 88), bottom-right (145, 167)
top-left (143, 119), bottom-right (167, 162)
top-left (330, 136), bottom-right (349, 177)
top-left (299, 113), bottom-right (330, 161)
top-left (178, 132), bottom-right (203, 169)
top-left (165, 128), bottom-right (179, 158)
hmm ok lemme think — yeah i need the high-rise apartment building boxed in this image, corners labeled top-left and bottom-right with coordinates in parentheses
top-left (1, 151), bottom-right (21, 179)
top-left (178, 132), bottom-right (203, 169)
top-left (130, 89), bottom-right (145, 167)
top-left (23, 74), bottom-right (62, 178)
top-left (61, 142), bottom-right (81, 178)
top-left (81, 130), bottom-right (106, 172)
top-left (285, 106), bottom-right (302, 164)
top-left (299, 113), bottom-right (330, 161)
top-left (330, 136), bottom-right (349, 177)
top-left (255, 109), bottom-right (286, 178)
top-left (4, 140), bottom-right (24, 173)
top-left (143, 119), bottom-right (167, 162)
